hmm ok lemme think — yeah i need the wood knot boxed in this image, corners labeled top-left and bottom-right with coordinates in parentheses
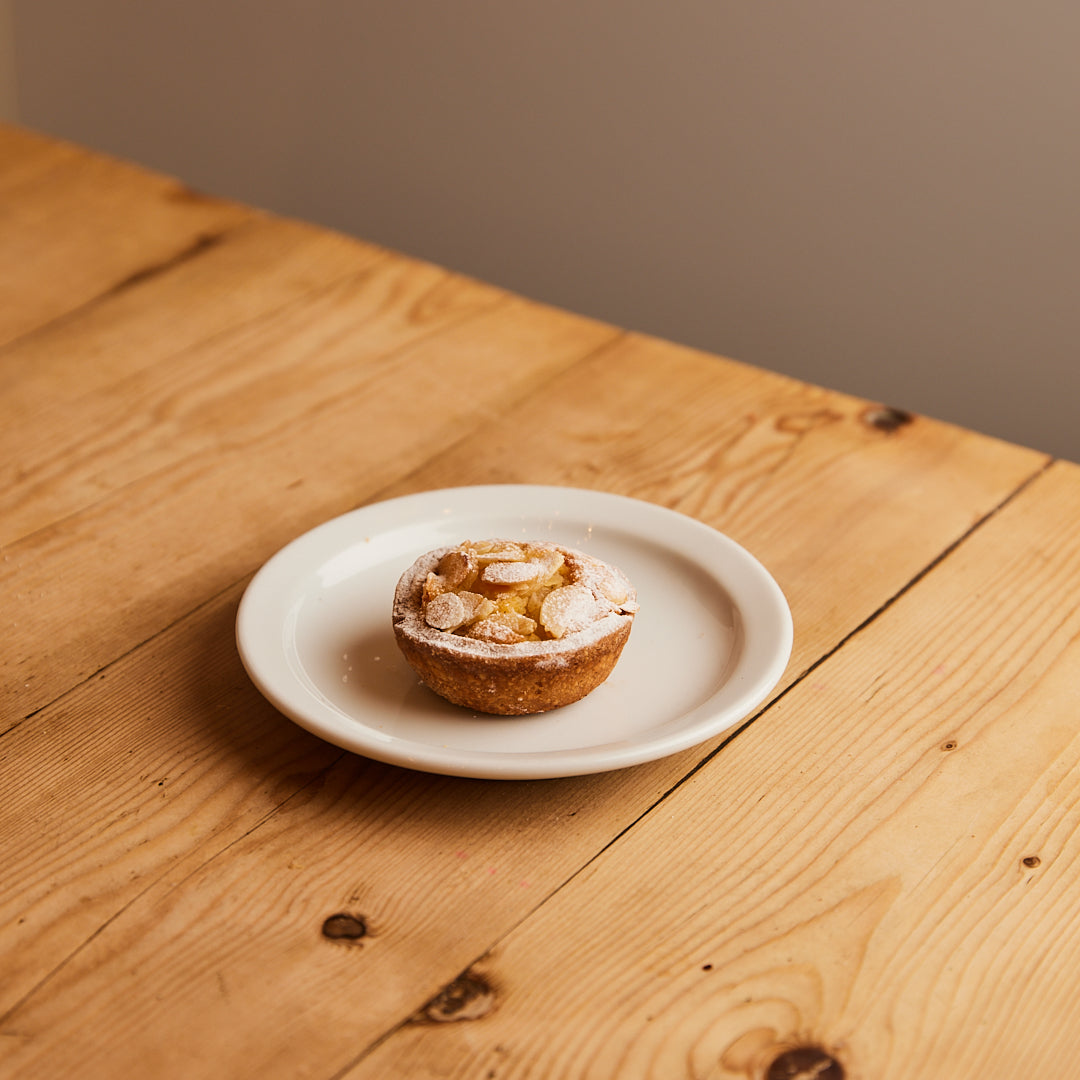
top-left (1022, 855), bottom-right (1041, 869)
top-left (414, 970), bottom-right (496, 1023)
top-left (862, 405), bottom-right (913, 433)
top-left (321, 913), bottom-right (367, 942)
top-left (941, 740), bottom-right (958, 751)
top-left (766, 1046), bottom-right (845, 1080)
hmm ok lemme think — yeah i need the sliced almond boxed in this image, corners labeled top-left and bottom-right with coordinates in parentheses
top-left (539, 583), bottom-right (603, 639)
top-left (472, 542), bottom-right (526, 565)
top-left (436, 549), bottom-right (475, 588)
top-left (422, 571), bottom-right (448, 604)
top-left (480, 561), bottom-right (541, 587)
top-left (425, 592), bottom-right (467, 631)
top-left (596, 569), bottom-right (630, 605)
top-left (467, 618), bottom-right (526, 644)
top-left (497, 611), bottom-right (538, 637)
top-left (457, 591), bottom-right (495, 624)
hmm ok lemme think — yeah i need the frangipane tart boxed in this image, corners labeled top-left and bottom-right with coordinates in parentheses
top-left (392, 539), bottom-right (638, 715)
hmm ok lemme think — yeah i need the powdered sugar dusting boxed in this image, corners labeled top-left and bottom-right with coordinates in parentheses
top-left (539, 584), bottom-right (605, 639)
top-left (565, 551), bottom-right (634, 607)
top-left (393, 542), bottom-right (636, 660)
top-left (425, 592), bottom-right (467, 630)
top-left (481, 561), bottom-right (540, 585)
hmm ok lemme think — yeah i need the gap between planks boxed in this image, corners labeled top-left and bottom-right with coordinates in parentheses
top-left (1, 313), bottom-right (617, 728)
top-left (7, 443), bottom-right (1040, 1072)
top-left (324, 452), bottom-right (1057, 1079)
top-left (0, 449), bottom-right (1054, 1074)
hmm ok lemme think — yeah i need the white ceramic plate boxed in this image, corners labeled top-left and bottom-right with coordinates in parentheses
top-left (236, 486), bottom-right (792, 779)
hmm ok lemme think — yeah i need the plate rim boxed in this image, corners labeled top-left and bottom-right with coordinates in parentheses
top-left (236, 484), bottom-right (793, 779)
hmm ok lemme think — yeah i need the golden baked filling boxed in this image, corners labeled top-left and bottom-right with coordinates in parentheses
top-left (420, 539), bottom-right (635, 645)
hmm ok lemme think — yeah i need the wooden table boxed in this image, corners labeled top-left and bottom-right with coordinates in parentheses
top-left (3, 123), bottom-right (1079, 1080)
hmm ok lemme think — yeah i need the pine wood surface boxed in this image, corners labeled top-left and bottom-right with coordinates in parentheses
top-left (348, 459), bottom-right (1080, 1080)
top-left (0, 126), bottom-right (1071, 1079)
top-left (0, 126), bottom-right (253, 349)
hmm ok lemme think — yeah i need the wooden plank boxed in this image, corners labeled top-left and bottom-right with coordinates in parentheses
top-left (0, 215), bottom-right (385, 436)
top-left (1, 221), bottom-right (421, 546)
top-left (375, 332), bottom-right (1049, 681)
top-left (0, 124), bottom-right (252, 346)
top-left (0, 582), bottom-right (683, 1073)
top-left (0, 584), bottom-right (340, 1014)
top-left (343, 459), bottom-right (1080, 1080)
top-left (0, 349), bottom-right (1047, 1077)
top-left (2, 282), bottom-right (618, 720)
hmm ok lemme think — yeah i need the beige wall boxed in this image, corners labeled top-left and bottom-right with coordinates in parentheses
top-left (11, 2), bottom-right (1080, 460)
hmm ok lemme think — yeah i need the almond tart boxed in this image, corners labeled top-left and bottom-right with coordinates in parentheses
top-left (392, 539), bottom-right (638, 715)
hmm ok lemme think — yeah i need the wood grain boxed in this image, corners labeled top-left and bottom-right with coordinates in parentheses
top-left (1, 127), bottom-right (1068, 1080)
top-left (344, 460), bottom-right (1080, 1080)
top-left (0, 215), bottom-right (384, 451)
top-left (378, 332), bottom-right (1048, 680)
top-left (2, 263), bottom-right (617, 720)
top-left (0, 583), bottom-right (684, 1076)
top-left (0, 352), bottom-right (1047, 1078)
top-left (0, 230), bottom-right (467, 545)
top-left (0, 125), bottom-right (252, 347)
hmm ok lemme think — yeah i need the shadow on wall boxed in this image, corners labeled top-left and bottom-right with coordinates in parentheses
top-left (12, 0), bottom-right (1080, 461)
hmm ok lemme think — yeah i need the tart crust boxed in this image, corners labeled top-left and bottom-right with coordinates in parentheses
top-left (392, 541), bottom-right (637, 715)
